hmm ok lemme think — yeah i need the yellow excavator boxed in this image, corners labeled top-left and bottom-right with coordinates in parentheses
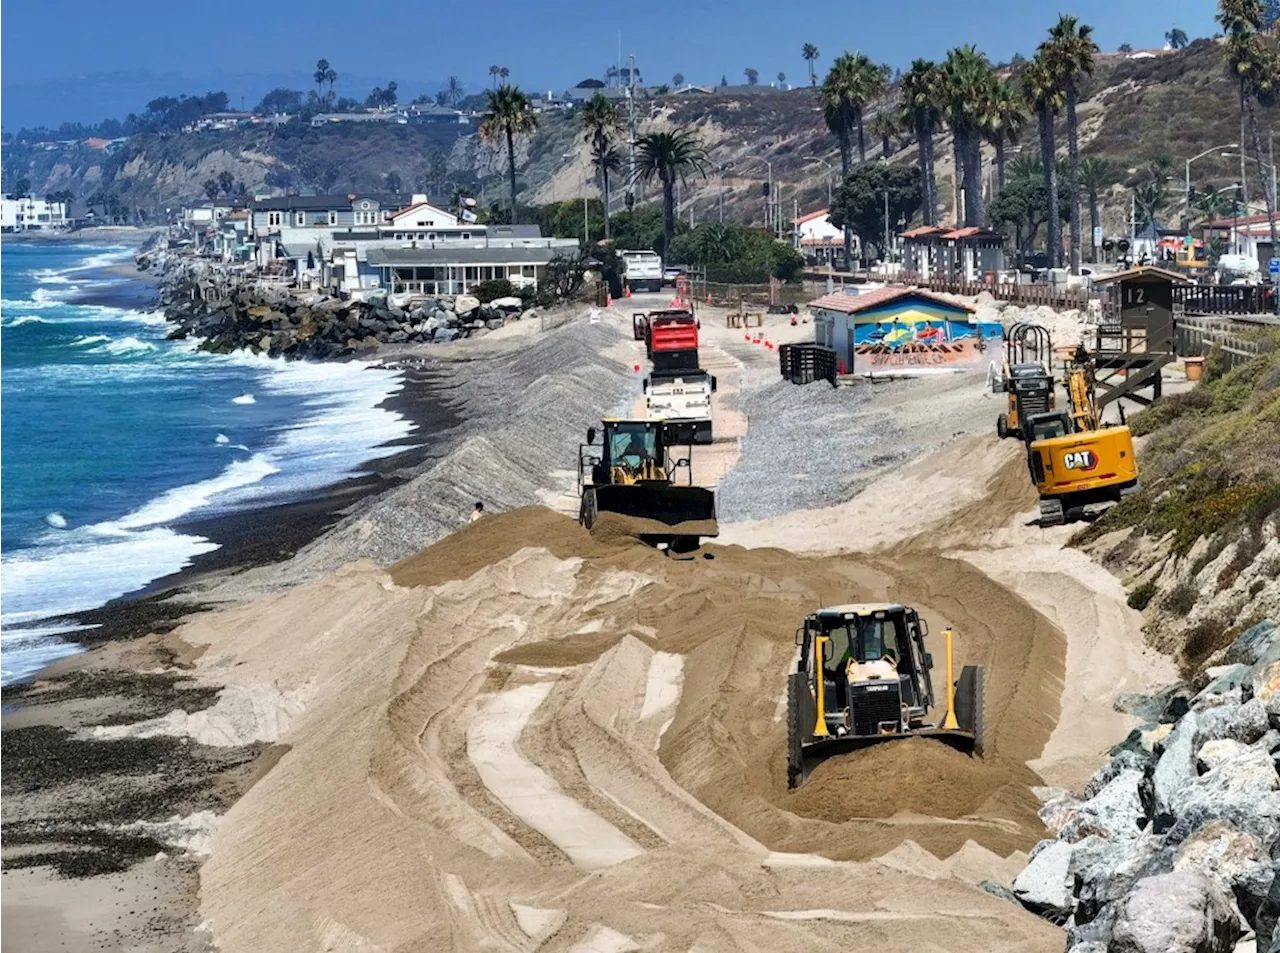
top-left (1023, 351), bottom-right (1139, 525)
top-left (578, 418), bottom-right (719, 552)
top-left (785, 603), bottom-right (984, 787)
top-left (995, 323), bottom-right (1055, 440)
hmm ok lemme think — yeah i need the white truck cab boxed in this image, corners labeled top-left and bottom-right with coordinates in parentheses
top-left (643, 370), bottom-right (715, 444)
top-left (620, 250), bottom-right (664, 294)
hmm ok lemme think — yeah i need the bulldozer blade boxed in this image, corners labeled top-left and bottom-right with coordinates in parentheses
top-left (590, 484), bottom-right (717, 531)
top-left (795, 728), bottom-right (976, 785)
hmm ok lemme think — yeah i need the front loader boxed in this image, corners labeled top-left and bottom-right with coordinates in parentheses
top-left (786, 604), bottom-right (984, 788)
top-left (578, 418), bottom-right (718, 552)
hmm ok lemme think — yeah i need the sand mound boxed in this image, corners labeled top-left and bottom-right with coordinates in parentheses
top-left (189, 505), bottom-right (1065, 952)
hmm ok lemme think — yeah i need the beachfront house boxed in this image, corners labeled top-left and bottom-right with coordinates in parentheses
top-left (309, 111), bottom-right (408, 127)
top-left (901, 225), bottom-right (1005, 282)
top-left (1, 196), bottom-right (69, 232)
top-left (792, 208), bottom-right (849, 264)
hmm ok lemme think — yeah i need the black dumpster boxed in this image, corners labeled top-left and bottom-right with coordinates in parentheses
top-left (779, 344), bottom-right (837, 386)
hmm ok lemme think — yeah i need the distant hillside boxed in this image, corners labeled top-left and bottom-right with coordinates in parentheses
top-left (3, 39), bottom-right (1274, 233)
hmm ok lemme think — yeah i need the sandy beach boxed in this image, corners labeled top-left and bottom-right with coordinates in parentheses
top-left (2, 295), bottom-right (1174, 951)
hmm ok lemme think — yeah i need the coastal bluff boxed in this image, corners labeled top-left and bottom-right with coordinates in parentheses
top-left (151, 255), bottom-right (537, 360)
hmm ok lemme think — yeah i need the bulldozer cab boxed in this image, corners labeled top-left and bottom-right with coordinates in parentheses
top-left (584, 419), bottom-right (679, 487)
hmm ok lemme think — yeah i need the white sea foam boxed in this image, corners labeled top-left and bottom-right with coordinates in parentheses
top-left (97, 336), bottom-right (158, 356)
top-left (109, 454), bottom-right (280, 530)
top-left (231, 393), bottom-right (256, 404)
top-left (2, 315), bottom-right (52, 326)
top-left (214, 433), bottom-right (230, 444)
top-left (71, 334), bottom-right (112, 347)
top-left (45, 513), bottom-right (68, 529)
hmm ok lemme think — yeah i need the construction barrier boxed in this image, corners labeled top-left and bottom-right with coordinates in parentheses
top-left (779, 343), bottom-right (838, 386)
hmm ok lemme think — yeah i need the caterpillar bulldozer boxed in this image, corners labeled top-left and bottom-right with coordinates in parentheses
top-left (785, 603), bottom-right (985, 788)
top-left (994, 323), bottom-right (1055, 440)
top-left (578, 417), bottom-right (719, 552)
top-left (1024, 352), bottom-right (1139, 525)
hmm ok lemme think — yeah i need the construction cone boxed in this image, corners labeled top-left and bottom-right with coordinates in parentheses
top-left (606, 292), bottom-right (612, 307)
top-left (839, 360), bottom-right (846, 375)
top-left (633, 363), bottom-right (641, 372)
top-left (706, 294), bottom-right (712, 305)
top-left (624, 285), bottom-right (631, 298)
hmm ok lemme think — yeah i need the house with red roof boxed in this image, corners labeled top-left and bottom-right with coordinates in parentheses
top-left (792, 208), bottom-right (857, 264)
top-left (808, 286), bottom-right (1002, 375)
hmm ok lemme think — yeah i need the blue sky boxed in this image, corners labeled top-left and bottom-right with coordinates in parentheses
top-left (2, 0), bottom-right (1221, 127)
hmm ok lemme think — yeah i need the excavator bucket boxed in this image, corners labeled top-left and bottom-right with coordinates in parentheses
top-left (582, 484), bottom-right (718, 547)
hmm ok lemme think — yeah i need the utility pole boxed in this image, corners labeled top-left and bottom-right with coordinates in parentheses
top-left (625, 52), bottom-right (638, 206)
top-left (883, 190), bottom-right (890, 263)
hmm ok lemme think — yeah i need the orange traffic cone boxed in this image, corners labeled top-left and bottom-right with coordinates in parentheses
top-left (606, 292), bottom-right (612, 307)
top-left (706, 294), bottom-right (712, 304)
top-left (624, 285), bottom-right (631, 298)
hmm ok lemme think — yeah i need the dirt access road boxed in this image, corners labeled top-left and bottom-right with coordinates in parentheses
top-left (100, 304), bottom-right (1168, 951)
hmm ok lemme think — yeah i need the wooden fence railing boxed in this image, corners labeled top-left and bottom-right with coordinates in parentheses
top-left (1174, 284), bottom-right (1273, 316)
top-left (1175, 316), bottom-right (1264, 371)
top-left (897, 274), bottom-right (1109, 313)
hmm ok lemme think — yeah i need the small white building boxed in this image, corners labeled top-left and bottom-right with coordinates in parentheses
top-left (2, 196), bottom-right (69, 231)
top-left (793, 208), bottom-right (853, 263)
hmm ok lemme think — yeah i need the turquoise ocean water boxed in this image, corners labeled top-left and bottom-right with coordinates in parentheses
top-left (1, 241), bottom-right (413, 684)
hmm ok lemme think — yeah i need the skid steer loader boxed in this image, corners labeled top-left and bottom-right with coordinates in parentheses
top-left (785, 604), bottom-right (984, 788)
top-left (578, 418), bottom-right (719, 552)
top-left (993, 323), bottom-right (1055, 440)
top-left (1024, 353), bottom-right (1139, 525)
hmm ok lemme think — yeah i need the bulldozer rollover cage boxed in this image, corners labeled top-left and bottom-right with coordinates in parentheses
top-left (786, 605), bottom-right (984, 788)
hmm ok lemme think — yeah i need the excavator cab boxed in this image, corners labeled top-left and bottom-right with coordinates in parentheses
top-left (785, 604), bottom-right (984, 788)
top-left (578, 418), bottom-right (718, 551)
top-left (1025, 355), bottom-right (1140, 525)
top-left (995, 323), bottom-right (1055, 440)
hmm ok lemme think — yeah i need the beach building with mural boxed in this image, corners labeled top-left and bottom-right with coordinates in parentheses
top-left (808, 287), bottom-right (1003, 376)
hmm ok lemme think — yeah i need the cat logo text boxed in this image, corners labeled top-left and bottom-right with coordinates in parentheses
top-left (1063, 449), bottom-right (1098, 471)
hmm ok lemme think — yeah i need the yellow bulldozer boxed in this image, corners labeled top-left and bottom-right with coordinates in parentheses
top-left (994, 322), bottom-right (1055, 440)
top-left (785, 603), bottom-right (984, 787)
top-left (1023, 353), bottom-right (1140, 525)
top-left (578, 417), bottom-right (719, 552)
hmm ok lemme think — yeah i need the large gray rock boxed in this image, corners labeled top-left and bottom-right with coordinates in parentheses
top-left (1072, 832), bottom-right (1171, 930)
top-left (1198, 699), bottom-right (1272, 747)
top-left (1174, 819), bottom-right (1271, 915)
top-left (489, 295), bottom-right (523, 310)
top-left (1154, 711), bottom-right (1202, 832)
top-left (1061, 770), bottom-right (1145, 843)
top-left (1109, 871), bottom-right (1240, 953)
top-left (432, 327), bottom-right (460, 343)
top-left (1220, 621), bottom-right (1279, 669)
top-left (1087, 750), bottom-right (1152, 799)
top-left (1255, 662), bottom-right (1280, 728)
top-left (1013, 838), bottom-right (1075, 917)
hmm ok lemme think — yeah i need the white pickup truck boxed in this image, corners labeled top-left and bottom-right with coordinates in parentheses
top-left (620, 250), bottom-right (664, 294)
top-left (644, 370), bottom-right (715, 445)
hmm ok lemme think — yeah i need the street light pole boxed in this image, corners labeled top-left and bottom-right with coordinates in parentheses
top-left (1185, 143), bottom-right (1240, 212)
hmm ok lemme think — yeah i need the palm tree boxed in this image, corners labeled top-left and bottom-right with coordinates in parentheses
top-left (592, 140), bottom-right (625, 240)
top-left (901, 59), bottom-right (943, 225)
top-left (1045, 14), bottom-right (1098, 274)
top-left (777, 72), bottom-right (787, 87)
top-left (633, 128), bottom-right (710, 251)
top-left (314, 59), bottom-right (330, 101)
top-left (939, 45), bottom-right (995, 226)
top-left (1165, 27), bottom-right (1190, 48)
top-left (1217, 0), bottom-right (1279, 259)
top-left (869, 111), bottom-right (899, 158)
top-left (580, 92), bottom-right (624, 237)
top-left (479, 84), bottom-right (540, 225)
top-left (445, 76), bottom-right (464, 107)
top-left (1133, 181), bottom-right (1167, 228)
top-left (1022, 53), bottom-right (1064, 266)
top-left (1191, 189), bottom-right (1230, 226)
top-left (803, 43), bottom-right (820, 87)
top-left (488, 65), bottom-right (501, 88)
top-left (499, 67), bottom-right (510, 82)
top-left (982, 76), bottom-right (1026, 193)
top-left (1078, 156), bottom-right (1114, 260)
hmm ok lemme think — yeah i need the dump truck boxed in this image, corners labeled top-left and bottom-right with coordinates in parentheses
top-left (994, 323), bottom-right (1055, 440)
top-left (620, 250), bottom-right (664, 294)
top-left (786, 603), bottom-right (984, 787)
top-left (634, 309), bottom-right (700, 373)
top-left (1024, 353), bottom-right (1139, 525)
top-left (578, 417), bottom-right (718, 552)
top-left (643, 370), bottom-right (716, 444)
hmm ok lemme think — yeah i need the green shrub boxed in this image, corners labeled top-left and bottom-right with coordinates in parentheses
top-left (471, 279), bottom-right (514, 303)
top-left (1126, 581), bottom-right (1157, 611)
top-left (1162, 582), bottom-right (1198, 616)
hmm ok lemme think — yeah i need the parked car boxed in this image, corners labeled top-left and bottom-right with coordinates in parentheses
top-left (662, 265), bottom-right (687, 287)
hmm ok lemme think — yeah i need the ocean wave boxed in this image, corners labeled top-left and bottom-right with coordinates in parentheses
top-left (70, 334), bottom-right (112, 347)
top-left (96, 336), bottom-right (158, 356)
top-left (2, 315), bottom-right (52, 326)
top-left (232, 393), bottom-right (256, 404)
top-left (0, 623), bottom-right (94, 684)
top-left (110, 453), bottom-right (280, 531)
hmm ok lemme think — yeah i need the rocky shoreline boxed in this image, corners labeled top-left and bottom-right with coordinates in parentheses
top-left (147, 251), bottom-right (543, 359)
top-left (1001, 618), bottom-right (1280, 953)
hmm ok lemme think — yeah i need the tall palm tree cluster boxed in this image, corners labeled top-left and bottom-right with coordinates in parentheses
top-left (819, 51), bottom-right (888, 260)
top-left (478, 85), bottom-right (539, 225)
top-left (831, 16), bottom-right (1095, 270)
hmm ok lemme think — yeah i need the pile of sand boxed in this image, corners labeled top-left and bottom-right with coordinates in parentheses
top-left (185, 508), bottom-right (1065, 952)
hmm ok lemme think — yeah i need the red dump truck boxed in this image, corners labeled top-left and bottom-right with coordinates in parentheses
top-left (633, 309), bottom-right (715, 444)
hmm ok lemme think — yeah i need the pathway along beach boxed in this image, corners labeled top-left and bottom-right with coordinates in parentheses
top-left (1, 297), bottom-right (1174, 952)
